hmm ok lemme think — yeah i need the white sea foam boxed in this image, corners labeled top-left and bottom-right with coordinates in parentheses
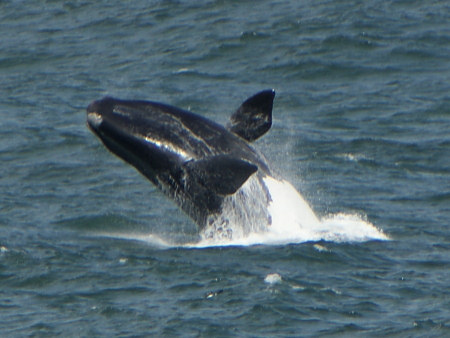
top-left (98, 232), bottom-right (174, 248)
top-left (193, 176), bottom-right (388, 247)
top-left (99, 175), bottom-right (388, 248)
top-left (264, 273), bottom-right (282, 284)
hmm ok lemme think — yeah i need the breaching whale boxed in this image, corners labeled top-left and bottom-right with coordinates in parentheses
top-left (87, 90), bottom-right (284, 235)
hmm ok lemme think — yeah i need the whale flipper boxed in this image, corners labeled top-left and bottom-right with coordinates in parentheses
top-left (183, 155), bottom-right (257, 195)
top-left (228, 89), bottom-right (275, 142)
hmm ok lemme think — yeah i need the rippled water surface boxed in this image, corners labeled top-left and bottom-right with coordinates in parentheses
top-left (1, 0), bottom-right (449, 336)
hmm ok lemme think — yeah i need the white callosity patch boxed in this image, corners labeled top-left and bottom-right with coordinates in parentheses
top-left (143, 135), bottom-right (192, 161)
top-left (112, 107), bottom-right (131, 117)
top-left (87, 112), bottom-right (103, 128)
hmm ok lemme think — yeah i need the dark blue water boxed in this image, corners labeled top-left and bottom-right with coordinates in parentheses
top-left (1, 0), bottom-right (449, 336)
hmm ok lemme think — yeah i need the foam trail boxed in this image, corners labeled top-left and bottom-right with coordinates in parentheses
top-left (95, 232), bottom-right (175, 249)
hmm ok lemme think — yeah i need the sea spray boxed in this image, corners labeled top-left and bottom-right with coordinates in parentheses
top-left (196, 175), bottom-right (388, 247)
top-left (201, 175), bottom-right (272, 241)
top-left (98, 175), bottom-right (388, 247)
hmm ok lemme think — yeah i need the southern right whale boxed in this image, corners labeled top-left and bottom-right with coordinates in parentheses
top-left (87, 90), bottom-right (313, 237)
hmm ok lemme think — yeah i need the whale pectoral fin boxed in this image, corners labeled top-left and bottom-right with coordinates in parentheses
top-left (228, 89), bottom-right (275, 142)
top-left (184, 155), bottom-right (258, 195)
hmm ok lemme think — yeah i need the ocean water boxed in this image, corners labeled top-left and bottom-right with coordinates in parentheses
top-left (1, 0), bottom-right (449, 336)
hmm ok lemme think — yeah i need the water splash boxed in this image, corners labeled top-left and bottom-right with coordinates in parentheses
top-left (98, 175), bottom-right (388, 248)
top-left (193, 176), bottom-right (388, 247)
top-left (264, 273), bottom-right (282, 285)
top-left (201, 175), bottom-right (271, 241)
